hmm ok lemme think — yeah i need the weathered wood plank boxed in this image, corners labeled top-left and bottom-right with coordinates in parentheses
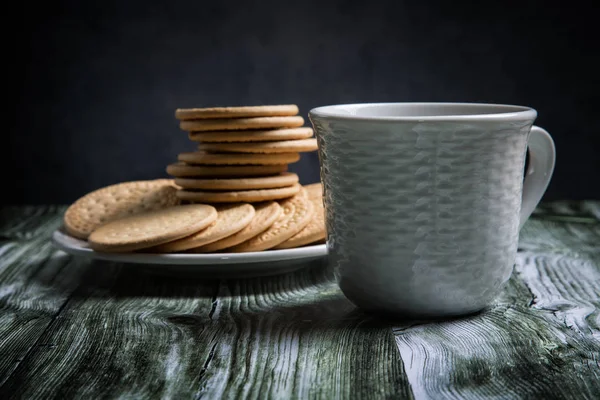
top-left (1, 258), bottom-right (412, 399)
top-left (0, 206), bottom-right (68, 241)
top-left (520, 201), bottom-right (600, 254)
top-left (2, 203), bottom-right (599, 399)
top-left (519, 252), bottom-right (600, 337)
top-left (0, 206), bottom-right (412, 399)
top-left (393, 202), bottom-right (600, 400)
top-left (394, 275), bottom-right (600, 399)
top-left (195, 267), bottom-right (412, 399)
top-left (0, 206), bottom-right (88, 386)
top-left (0, 262), bottom-right (219, 399)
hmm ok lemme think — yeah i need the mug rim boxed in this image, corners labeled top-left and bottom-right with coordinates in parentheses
top-left (309, 102), bottom-right (537, 122)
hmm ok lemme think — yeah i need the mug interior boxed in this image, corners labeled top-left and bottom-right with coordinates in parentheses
top-left (310, 102), bottom-right (536, 122)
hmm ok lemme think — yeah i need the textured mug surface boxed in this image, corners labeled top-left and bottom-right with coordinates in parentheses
top-left (309, 103), bottom-right (555, 317)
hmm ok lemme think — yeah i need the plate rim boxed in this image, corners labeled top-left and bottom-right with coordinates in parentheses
top-left (51, 229), bottom-right (328, 265)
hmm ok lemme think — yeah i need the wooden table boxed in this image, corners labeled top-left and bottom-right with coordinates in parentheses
top-left (1, 203), bottom-right (599, 399)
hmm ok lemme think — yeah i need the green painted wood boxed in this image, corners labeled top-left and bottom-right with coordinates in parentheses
top-left (0, 207), bottom-right (411, 399)
top-left (193, 275), bottom-right (410, 399)
top-left (0, 203), bottom-right (598, 399)
top-left (1, 262), bottom-right (221, 399)
top-left (393, 202), bottom-right (600, 399)
top-left (0, 206), bottom-right (89, 386)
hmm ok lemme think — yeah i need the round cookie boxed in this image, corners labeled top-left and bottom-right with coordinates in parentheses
top-left (229, 191), bottom-right (313, 252)
top-left (178, 152), bottom-right (300, 165)
top-left (188, 128), bottom-right (314, 143)
top-left (180, 116), bottom-right (304, 132)
top-left (153, 203), bottom-right (255, 253)
top-left (174, 173), bottom-right (299, 190)
top-left (176, 184), bottom-right (301, 203)
top-left (88, 204), bottom-right (217, 253)
top-left (274, 195), bottom-right (325, 249)
top-left (64, 179), bottom-right (179, 240)
top-left (196, 139), bottom-right (318, 154)
top-left (175, 105), bottom-right (298, 120)
top-left (303, 183), bottom-right (323, 199)
top-left (167, 162), bottom-right (287, 178)
top-left (193, 201), bottom-right (282, 252)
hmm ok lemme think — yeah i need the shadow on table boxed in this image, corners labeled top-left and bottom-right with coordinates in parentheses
top-left (64, 258), bottom-right (407, 329)
top-left (70, 257), bottom-right (333, 299)
top-left (66, 257), bottom-right (483, 330)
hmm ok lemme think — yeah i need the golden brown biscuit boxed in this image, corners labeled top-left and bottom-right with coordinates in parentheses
top-left (88, 204), bottom-right (217, 253)
top-left (180, 116), bottom-right (304, 132)
top-left (188, 127), bottom-right (313, 143)
top-left (229, 191), bottom-right (313, 252)
top-left (178, 151), bottom-right (300, 165)
top-left (175, 105), bottom-right (299, 120)
top-left (174, 173), bottom-right (299, 190)
top-left (303, 183), bottom-right (323, 199)
top-left (64, 180), bottom-right (179, 240)
top-left (274, 195), bottom-right (325, 249)
top-left (152, 203), bottom-right (255, 253)
top-left (196, 139), bottom-right (318, 154)
top-left (176, 184), bottom-right (301, 203)
top-left (192, 201), bottom-right (282, 252)
top-left (166, 162), bottom-right (288, 178)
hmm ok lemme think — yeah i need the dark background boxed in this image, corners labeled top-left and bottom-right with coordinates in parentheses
top-left (6, 0), bottom-right (599, 204)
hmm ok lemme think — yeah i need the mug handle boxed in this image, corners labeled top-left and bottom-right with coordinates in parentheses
top-left (519, 126), bottom-right (556, 229)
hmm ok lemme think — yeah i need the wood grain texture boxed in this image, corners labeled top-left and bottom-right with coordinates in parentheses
top-left (1, 203), bottom-right (599, 399)
top-left (191, 272), bottom-right (411, 399)
top-left (0, 206), bottom-right (89, 386)
top-left (1, 264), bottom-right (411, 399)
top-left (520, 201), bottom-right (600, 254)
top-left (393, 202), bottom-right (600, 399)
top-left (0, 206), bottom-right (67, 241)
top-left (1, 263), bottom-right (219, 399)
top-left (0, 205), bottom-right (411, 399)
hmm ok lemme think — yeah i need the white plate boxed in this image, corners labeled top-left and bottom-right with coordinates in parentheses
top-left (52, 229), bottom-right (328, 278)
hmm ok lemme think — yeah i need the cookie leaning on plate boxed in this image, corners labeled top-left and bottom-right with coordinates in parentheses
top-left (303, 183), bottom-right (323, 199)
top-left (64, 179), bottom-right (179, 240)
top-left (175, 105), bottom-right (299, 120)
top-left (194, 201), bottom-right (282, 252)
top-left (274, 194), bottom-right (325, 249)
top-left (229, 191), bottom-right (313, 252)
top-left (88, 204), bottom-right (217, 253)
top-left (153, 203), bottom-right (255, 253)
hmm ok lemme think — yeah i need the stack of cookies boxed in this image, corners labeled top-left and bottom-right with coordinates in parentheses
top-left (166, 105), bottom-right (318, 203)
top-left (62, 105), bottom-right (326, 254)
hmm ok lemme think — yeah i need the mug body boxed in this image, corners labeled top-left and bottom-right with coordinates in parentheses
top-left (309, 103), bottom-right (537, 317)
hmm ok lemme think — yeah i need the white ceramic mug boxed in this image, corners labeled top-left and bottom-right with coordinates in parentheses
top-left (309, 103), bottom-right (555, 317)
